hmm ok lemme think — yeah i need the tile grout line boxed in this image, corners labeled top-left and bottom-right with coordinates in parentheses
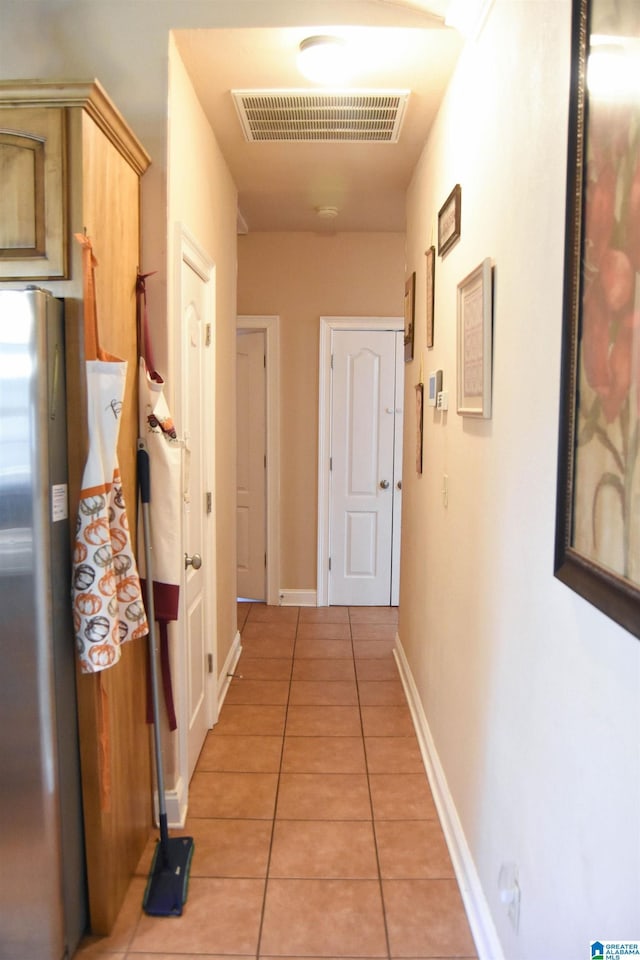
top-left (349, 606), bottom-right (393, 960)
top-left (254, 604), bottom-right (300, 960)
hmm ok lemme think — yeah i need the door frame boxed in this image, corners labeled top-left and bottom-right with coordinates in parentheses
top-left (172, 222), bottom-right (217, 823)
top-left (236, 315), bottom-right (281, 605)
top-left (317, 316), bottom-right (404, 607)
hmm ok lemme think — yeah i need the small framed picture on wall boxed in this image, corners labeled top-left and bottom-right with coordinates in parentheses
top-left (438, 184), bottom-right (461, 257)
top-left (415, 382), bottom-right (424, 474)
top-left (404, 271), bottom-right (416, 362)
top-left (456, 258), bottom-right (493, 418)
top-left (425, 245), bottom-right (435, 348)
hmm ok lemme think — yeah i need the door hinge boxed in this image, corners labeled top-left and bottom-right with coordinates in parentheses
top-left (205, 324), bottom-right (212, 346)
top-left (264, 454), bottom-right (267, 469)
top-left (329, 456), bottom-right (333, 471)
top-left (328, 557), bottom-right (332, 571)
top-left (264, 354), bottom-right (266, 368)
top-left (265, 552), bottom-right (267, 568)
top-left (330, 354), bottom-right (334, 370)
top-left (206, 491), bottom-right (212, 514)
top-left (207, 653), bottom-right (214, 674)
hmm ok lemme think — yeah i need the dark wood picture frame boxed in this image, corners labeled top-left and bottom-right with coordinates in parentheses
top-left (404, 271), bottom-right (416, 362)
top-left (437, 184), bottom-right (461, 257)
top-left (554, 0), bottom-right (640, 640)
top-left (415, 383), bottom-right (424, 474)
top-left (425, 245), bottom-right (435, 348)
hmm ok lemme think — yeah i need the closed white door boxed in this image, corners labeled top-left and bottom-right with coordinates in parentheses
top-left (181, 250), bottom-right (214, 781)
top-left (236, 329), bottom-right (266, 600)
top-left (329, 329), bottom-right (403, 606)
top-left (391, 330), bottom-right (403, 606)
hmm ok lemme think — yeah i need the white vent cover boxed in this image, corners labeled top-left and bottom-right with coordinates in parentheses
top-left (232, 89), bottom-right (410, 143)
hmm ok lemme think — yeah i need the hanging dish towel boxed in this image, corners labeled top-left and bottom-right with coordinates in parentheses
top-left (137, 271), bottom-right (183, 730)
top-left (72, 235), bottom-right (148, 674)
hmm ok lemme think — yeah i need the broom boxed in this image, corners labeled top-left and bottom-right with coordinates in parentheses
top-left (138, 441), bottom-right (194, 916)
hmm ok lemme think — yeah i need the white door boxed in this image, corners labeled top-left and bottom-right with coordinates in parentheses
top-left (329, 329), bottom-right (403, 606)
top-left (236, 329), bottom-right (266, 600)
top-left (391, 330), bottom-right (404, 606)
top-left (180, 246), bottom-right (215, 782)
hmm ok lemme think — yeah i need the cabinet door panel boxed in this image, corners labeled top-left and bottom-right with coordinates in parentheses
top-left (0, 107), bottom-right (66, 278)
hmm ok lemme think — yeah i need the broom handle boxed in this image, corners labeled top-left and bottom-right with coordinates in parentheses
top-left (137, 442), bottom-right (170, 851)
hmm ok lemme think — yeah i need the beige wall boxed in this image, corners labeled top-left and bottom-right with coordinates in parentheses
top-left (237, 231), bottom-right (405, 591)
top-left (400, 1), bottom-right (640, 956)
top-left (168, 38), bottom-right (239, 691)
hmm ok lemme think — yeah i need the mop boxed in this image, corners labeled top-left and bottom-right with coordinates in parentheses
top-left (138, 441), bottom-right (194, 916)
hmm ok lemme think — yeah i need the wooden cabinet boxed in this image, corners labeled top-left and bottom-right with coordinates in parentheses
top-left (0, 81), bottom-right (152, 937)
top-left (0, 107), bottom-right (67, 278)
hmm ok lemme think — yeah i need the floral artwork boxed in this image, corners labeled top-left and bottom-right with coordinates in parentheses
top-left (572, 0), bottom-right (640, 585)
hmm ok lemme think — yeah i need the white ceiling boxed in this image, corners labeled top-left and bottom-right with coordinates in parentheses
top-left (173, 20), bottom-right (463, 233)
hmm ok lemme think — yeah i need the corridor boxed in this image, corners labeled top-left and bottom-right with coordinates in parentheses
top-left (76, 604), bottom-right (477, 958)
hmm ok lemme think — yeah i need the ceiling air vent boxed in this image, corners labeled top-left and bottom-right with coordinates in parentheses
top-left (231, 89), bottom-right (410, 143)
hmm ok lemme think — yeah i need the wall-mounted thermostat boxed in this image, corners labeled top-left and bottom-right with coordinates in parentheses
top-left (428, 369), bottom-right (443, 407)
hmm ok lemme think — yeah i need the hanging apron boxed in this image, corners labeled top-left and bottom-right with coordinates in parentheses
top-left (71, 234), bottom-right (148, 808)
top-left (72, 235), bottom-right (148, 671)
top-left (137, 272), bottom-right (183, 730)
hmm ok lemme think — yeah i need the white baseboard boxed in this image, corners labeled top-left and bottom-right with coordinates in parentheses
top-left (279, 588), bottom-right (317, 607)
top-left (217, 630), bottom-right (242, 713)
top-left (394, 634), bottom-right (504, 960)
top-left (154, 775), bottom-right (187, 830)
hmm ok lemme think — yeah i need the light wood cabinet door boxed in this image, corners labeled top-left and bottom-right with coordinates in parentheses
top-left (0, 107), bottom-right (66, 279)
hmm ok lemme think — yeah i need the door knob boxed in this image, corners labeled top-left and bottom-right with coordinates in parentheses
top-left (185, 552), bottom-right (202, 570)
top-left (397, 481), bottom-right (402, 490)
top-left (379, 480), bottom-right (390, 489)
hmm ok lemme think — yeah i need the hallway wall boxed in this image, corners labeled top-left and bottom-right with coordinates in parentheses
top-left (237, 231), bottom-right (405, 593)
top-left (168, 37), bottom-right (239, 713)
top-left (400, 1), bottom-right (640, 956)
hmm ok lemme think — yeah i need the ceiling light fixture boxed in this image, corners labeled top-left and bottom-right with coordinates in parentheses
top-left (297, 35), bottom-right (349, 85)
top-left (316, 205), bottom-right (339, 220)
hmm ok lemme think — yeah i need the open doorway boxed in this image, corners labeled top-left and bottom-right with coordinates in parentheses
top-left (236, 315), bottom-right (281, 605)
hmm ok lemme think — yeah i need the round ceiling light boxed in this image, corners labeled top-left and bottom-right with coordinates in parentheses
top-left (316, 205), bottom-right (340, 220)
top-left (297, 35), bottom-right (349, 85)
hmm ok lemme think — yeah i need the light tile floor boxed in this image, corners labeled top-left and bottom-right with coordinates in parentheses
top-left (75, 604), bottom-right (477, 959)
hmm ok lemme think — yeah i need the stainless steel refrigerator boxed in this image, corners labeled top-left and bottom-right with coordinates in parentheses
top-left (0, 289), bottom-right (86, 960)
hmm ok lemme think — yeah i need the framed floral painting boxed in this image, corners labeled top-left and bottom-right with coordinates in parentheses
top-left (555, 0), bottom-right (640, 639)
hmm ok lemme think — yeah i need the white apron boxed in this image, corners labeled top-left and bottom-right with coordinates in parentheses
top-left (72, 234), bottom-right (148, 673)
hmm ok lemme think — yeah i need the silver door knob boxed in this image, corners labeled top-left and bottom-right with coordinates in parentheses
top-left (185, 552), bottom-right (202, 570)
top-left (379, 480), bottom-right (390, 489)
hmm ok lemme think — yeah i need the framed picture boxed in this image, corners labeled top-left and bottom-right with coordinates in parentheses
top-left (554, 0), bottom-right (640, 640)
top-left (404, 271), bottom-right (416, 362)
top-left (415, 383), bottom-right (424, 474)
top-left (425, 245), bottom-right (435, 348)
top-left (438, 184), bottom-right (461, 256)
top-left (456, 258), bottom-right (493, 418)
